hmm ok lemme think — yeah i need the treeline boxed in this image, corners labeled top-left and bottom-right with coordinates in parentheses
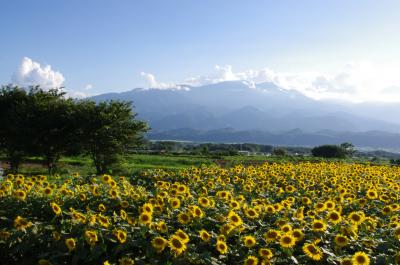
top-left (138, 141), bottom-right (312, 156)
top-left (0, 85), bottom-right (148, 174)
top-left (141, 141), bottom-right (274, 155)
top-left (140, 141), bottom-right (359, 159)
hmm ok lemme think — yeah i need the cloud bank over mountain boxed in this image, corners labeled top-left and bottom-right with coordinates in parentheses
top-left (141, 62), bottom-right (400, 103)
top-left (8, 57), bottom-right (400, 103)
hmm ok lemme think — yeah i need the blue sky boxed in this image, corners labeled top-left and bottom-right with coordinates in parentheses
top-left (1, 0), bottom-right (400, 100)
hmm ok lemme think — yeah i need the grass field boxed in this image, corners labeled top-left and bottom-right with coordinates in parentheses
top-left (0, 153), bottom-right (383, 177)
top-left (0, 154), bottom-right (215, 176)
top-left (0, 154), bottom-right (199, 175)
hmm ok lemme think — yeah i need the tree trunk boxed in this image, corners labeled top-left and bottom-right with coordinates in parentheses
top-left (7, 150), bottom-right (21, 173)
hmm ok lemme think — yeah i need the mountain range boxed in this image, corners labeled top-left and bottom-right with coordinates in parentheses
top-left (91, 81), bottom-right (400, 150)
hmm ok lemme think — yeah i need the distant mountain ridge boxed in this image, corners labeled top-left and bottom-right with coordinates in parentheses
top-left (148, 128), bottom-right (400, 151)
top-left (90, 81), bottom-right (400, 149)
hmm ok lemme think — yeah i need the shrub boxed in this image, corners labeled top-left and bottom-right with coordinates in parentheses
top-left (311, 145), bottom-right (346, 158)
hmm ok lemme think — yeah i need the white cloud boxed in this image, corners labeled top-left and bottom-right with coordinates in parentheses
top-left (65, 90), bottom-right (90, 99)
top-left (12, 57), bottom-right (65, 89)
top-left (140, 62), bottom-right (400, 102)
top-left (140, 72), bottom-right (186, 90)
top-left (10, 57), bottom-right (93, 99)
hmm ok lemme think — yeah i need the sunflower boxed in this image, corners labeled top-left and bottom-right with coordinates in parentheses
top-left (291, 229), bottom-right (304, 242)
top-left (307, 210), bottom-right (317, 218)
top-left (14, 189), bottom-right (26, 200)
top-left (245, 208), bottom-right (259, 219)
top-left (198, 197), bottom-right (210, 207)
top-left (312, 220), bottom-right (327, 232)
top-left (84, 230), bottom-right (98, 246)
top-left (14, 216), bottom-right (32, 230)
top-left (264, 229), bottom-right (280, 242)
top-left (217, 234), bottom-right (226, 242)
top-left (169, 236), bottom-right (187, 256)
top-left (280, 224), bottom-right (292, 233)
top-left (324, 200), bottom-right (336, 210)
top-left (279, 234), bottom-right (296, 248)
top-left (102, 174), bottom-right (111, 183)
top-left (50, 202), bottom-right (62, 215)
top-left (98, 204), bottom-right (106, 212)
top-left (177, 212), bottom-right (191, 224)
top-left (90, 185), bottom-right (100, 196)
top-left (38, 259), bottom-right (52, 265)
top-left (228, 211), bottom-right (243, 226)
top-left (120, 209), bottom-right (127, 220)
top-left (119, 257), bottom-right (134, 265)
top-left (230, 200), bottom-right (241, 210)
top-left (43, 187), bottom-right (53, 196)
top-left (141, 203), bottom-right (154, 214)
top-left (327, 210), bottom-right (342, 224)
top-left (348, 211), bottom-right (365, 225)
top-left (258, 248), bottom-right (273, 259)
top-left (120, 200), bottom-right (129, 208)
top-left (382, 206), bottom-right (392, 215)
top-left (216, 240), bottom-right (228, 254)
top-left (65, 238), bottom-right (76, 252)
top-left (71, 210), bottom-right (86, 224)
top-left (109, 189), bottom-right (119, 198)
top-left (265, 205), bottom-right (275, 214)
top-left (97, 214), bottom-right (110, 228)
top-left (115, 229), bottom-right (127, 243)
top-left (152, 236), bottom-right (168, 252)
top-left (0, 231), bottom-right (10, 240)
top-left (139, 212), bottom-right (152, 225)
top-left (294, 207), bottom-right (304, 220)
top-left (366, 189), bottom-right (378, 199)
top-left (334, 234), bottom-right (349, 247)
top-left (52, 231), bottom-right (61, 241)
top-left (315, 202), bottom-right (326, 212)
top-left (220, 223), bottom-right (235, 235)
top-left (302, 197), bottom-right (312, 205)
top-left (192, 206), bottom-right (204, 218)
top-left (169, 197), bottom-right (181, 209)
top-left (394, 227), bottom-right (400, 239)
top-left (352, 251), bottom-right (370, 265)
top-left (175, 229), bottom-right (190, 243)
top-left (199, 229), bottom-right (211, 242)
top-left (244, 255), bottom-right (258, 265)
top-left (302, 243), bottom-right (323, 261)
top-left (243, 235), bottom-right (257, 248)
top-left (340, 257), bottom-right (353, 265)
top-left (285, 185), bottom-right (295, 193)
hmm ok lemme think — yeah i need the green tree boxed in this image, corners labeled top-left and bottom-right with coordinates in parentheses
top-left (273, 148), bottom-right (286, 156)
top-left (26, 87), bottom-right (79, 174)
top-left (311, 144), bottom-right (346, 158)
top-left (0, 85), bottom-right (30, 172)
top-left (77, 100), bottom-right (148, 174)
top-left (340, 142), bottom-right (355, 156)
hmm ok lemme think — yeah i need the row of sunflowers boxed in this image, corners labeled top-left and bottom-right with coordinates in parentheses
top-left (0, 162), bottom-right (399, 264)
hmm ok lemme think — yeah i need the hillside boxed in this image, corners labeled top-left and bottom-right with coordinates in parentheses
top-left (91, 81), bottom-right (400, 149)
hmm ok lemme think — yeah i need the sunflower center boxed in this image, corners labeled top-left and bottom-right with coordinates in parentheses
top-left (356, 256), bottom-right (366, 263)
top-left (172, 239), bottom-right (183, 248)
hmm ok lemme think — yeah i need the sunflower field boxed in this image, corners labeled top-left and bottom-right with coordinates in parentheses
top-left (0, 162), bottom-right (399, 265)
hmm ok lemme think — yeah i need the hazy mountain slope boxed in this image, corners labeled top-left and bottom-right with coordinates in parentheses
top-left (90, 81), bottom-right (400, 135)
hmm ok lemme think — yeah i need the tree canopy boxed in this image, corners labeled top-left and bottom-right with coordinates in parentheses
top-left (0, 85), bottom-right (148, 174)
top-left (311, 143), bottom-right (353, 159)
